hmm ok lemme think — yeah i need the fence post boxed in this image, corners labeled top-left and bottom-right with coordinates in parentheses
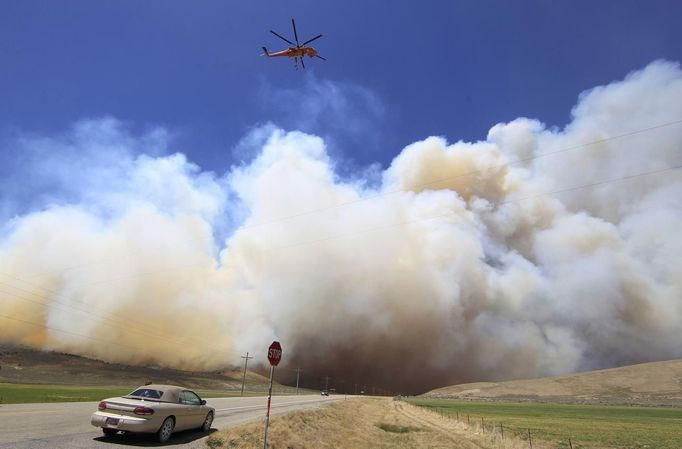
top-left (500, 423), bottom-right (504, 439)
top-left (528, 429), bottom-right (533, 449)
top-left (467, 414), bottom-right (470, 424)
top-left (456, 411), bottom-right (459, 422)
top-left (569, 437), bottom-right (573, 449)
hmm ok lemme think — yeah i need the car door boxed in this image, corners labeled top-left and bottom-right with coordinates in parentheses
top-left (179, 390), bottom-right (204, 428)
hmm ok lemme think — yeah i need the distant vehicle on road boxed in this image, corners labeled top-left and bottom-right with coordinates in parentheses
top-left (91, 384), bottom-right (214, 443)
top-left (320, 390), bottom-right (329, 396)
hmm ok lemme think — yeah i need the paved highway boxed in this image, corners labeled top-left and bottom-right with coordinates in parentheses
top-left (0, 395), bottom-right (345, 449)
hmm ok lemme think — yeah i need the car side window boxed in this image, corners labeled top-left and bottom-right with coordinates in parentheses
top-left (180, 390), bottom-right (201, 405)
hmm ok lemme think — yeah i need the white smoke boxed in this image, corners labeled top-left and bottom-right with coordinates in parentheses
top-left (1, 61), bottom-right (681, 392)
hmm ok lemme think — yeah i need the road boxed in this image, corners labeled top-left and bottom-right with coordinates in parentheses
top-left (0, 394), bottom-right (345, 449)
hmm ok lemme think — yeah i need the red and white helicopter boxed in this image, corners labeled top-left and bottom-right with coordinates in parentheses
top-left (262, 19), bottom-right (326, 70)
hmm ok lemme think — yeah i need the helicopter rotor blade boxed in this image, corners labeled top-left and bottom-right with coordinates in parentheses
top-left (270, 30), bottom-right (294, 46)
top-left (315, 54), bottom-right (327, 61)
top-left (301, 34), bottom-right (323, 46)
top-left (291, 19), bottom-right (300, 46)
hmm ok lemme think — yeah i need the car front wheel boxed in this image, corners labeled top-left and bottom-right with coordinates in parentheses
top-left (157, 417), bottom-right (175, 443)
top-left (201, 411), bottom-right (214, 432)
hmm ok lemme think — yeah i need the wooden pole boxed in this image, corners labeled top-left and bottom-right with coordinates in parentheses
top-left (528, 429), bottom-right (533, 449)
top-left (240, 352), bottom-right (253, 396)
top-left (262, 366), bottom-right (275, 449)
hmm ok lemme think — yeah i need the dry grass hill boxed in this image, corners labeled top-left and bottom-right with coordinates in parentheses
top-left (0, 344), bottom-right (273, 391)
top-left (422, 359), bottom-right (682, 407)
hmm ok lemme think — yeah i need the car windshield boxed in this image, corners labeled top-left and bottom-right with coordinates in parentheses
top-left (128, 388), bottom-right (163, 399)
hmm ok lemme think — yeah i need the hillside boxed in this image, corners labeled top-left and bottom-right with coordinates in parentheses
top-left (0, 344), bottom-right (277, 392)
top-left (422, 359), bottom-right (682, 407)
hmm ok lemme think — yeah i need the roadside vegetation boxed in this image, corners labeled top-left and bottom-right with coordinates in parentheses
top-left (0, 383), bottom-right (310, 404)
top-left (0, 383), bottom-right (131, 404)
top-left (409, 398), bottom-right (682, 449)
top-left (204, 397), bottom-right (540, 449)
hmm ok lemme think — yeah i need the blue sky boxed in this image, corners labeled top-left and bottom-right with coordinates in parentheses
top-left (2, 0), bottom-right (681, 172)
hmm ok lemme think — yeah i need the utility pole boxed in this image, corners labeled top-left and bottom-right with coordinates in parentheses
top-left (354, 383), bottom-right (358, 395)
top-left (295, 368), bottom-right (301, 395)
top-left (325, 376), bottom-right (329, 392)
top-left (240, 352), bottom-right (253, 397)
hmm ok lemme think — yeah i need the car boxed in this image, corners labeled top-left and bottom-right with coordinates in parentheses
top-left (91, 384), bottom-right (215, 443)
top-left (320, 390), bottom-right (329, 396)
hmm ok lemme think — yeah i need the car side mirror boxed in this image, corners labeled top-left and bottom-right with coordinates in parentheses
top-left (201, 400), bottom-right (207, 405)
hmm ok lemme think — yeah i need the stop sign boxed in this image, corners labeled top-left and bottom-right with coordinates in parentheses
top-left (267, 341), bottom-right (282, 366)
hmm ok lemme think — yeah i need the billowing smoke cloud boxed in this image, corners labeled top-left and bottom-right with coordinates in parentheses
top-left (1, 61), bottom-right (681, 393)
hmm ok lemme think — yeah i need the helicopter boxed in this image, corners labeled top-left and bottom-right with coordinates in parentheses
top-left (262, 19), bottom-right (326, 70)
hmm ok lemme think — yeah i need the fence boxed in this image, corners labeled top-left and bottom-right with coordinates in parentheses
top-left (417, 403), bottom-right (577, 449)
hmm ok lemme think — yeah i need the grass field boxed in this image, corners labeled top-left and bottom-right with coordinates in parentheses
top-left (0, 383), bottom-right (132, 404)
top-left (204, 398), bottom-right (485, 449)
top-left (408, 399), bottom-right (682, 449)
top-left (0, 383), bottom-right (305, 404)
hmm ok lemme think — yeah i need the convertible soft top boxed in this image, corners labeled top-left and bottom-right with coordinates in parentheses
top-left (129, 385), bottom-right (183, 403)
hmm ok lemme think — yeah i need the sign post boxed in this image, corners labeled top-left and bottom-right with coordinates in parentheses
top-left (262, 341), bottom-right (281, 449)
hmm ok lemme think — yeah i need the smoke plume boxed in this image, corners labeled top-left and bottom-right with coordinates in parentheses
top-left (1, 61), bottom-right (681, 393)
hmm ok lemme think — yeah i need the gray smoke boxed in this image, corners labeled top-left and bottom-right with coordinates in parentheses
top-left (1, 61), bottom-right (681, 393)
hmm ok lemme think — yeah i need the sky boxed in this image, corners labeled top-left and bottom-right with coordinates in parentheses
top-left (2, 1), bottom-right (682, 171)
top-left (1, 2), bottom-right (682, 393)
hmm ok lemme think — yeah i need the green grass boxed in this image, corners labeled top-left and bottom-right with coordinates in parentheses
top-left (0, 383), bottom-right (132, 403)
top-left (408, 399), bottom-right (682, 449)
top-left (0, 383), bottom-right (314, 404)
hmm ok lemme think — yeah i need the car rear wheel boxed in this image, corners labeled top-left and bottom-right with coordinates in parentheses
top-left (102, 428), bottom-right (118, 437)
top-left (201, 411), bottom-right (214, 432)
top-left (157, 417), bottom-right (175, 443)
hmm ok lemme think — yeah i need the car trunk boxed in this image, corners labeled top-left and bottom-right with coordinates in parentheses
top-left (101, 397), bottom-right (159, 418)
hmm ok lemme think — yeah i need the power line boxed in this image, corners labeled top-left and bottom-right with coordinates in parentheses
top-left (0, 313), bottom-right (139, 352)
top-left (3, 118), bottom-right (679, 291)
top-left (3, 161), bottom-right (678, 302)
top-left (500, 164), bottom-right (682, 205)
top-left (0, 309), bottom-right (384, 397)
top-left (0, 280), bottom-right (245, 359)
top-left (0, 262), bottom-right (210, 314)
top-left (238, 118), bottom-right (682, 231)
top-left (0, 280), bottom-right (229, 353)
top-left (240, 352), bottom-right (254, 396)
top-left (260, 164), bottom-right (682, 252)
top-left (0, 122), bottom-right (679, 373)
top-left (295, 367), bottom-right (302, 395)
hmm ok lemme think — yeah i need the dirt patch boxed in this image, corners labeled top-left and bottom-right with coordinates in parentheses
top-left (204, 398), bottom-right (545, 449)
top-left (376, 423), bottom-right (423, 433)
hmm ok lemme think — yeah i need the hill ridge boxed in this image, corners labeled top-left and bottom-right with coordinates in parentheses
top-left (0, 343), bottom-right (271, 390)
top-left (422, 359), bottom-right (682, 407)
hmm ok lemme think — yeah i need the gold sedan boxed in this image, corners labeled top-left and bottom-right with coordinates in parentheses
top-left (91, 385), bottom-right (215, 443)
